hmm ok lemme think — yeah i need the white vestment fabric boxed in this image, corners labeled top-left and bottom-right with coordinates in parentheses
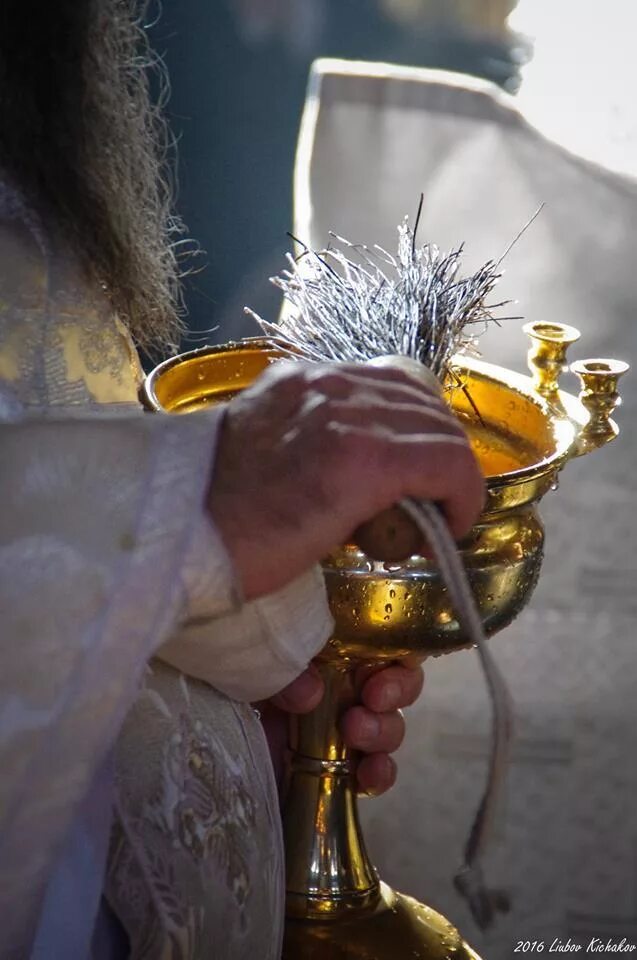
top-left (0, 180), bottom-right (333, 959)
top-left (294, 59), bottom-right (637, 957)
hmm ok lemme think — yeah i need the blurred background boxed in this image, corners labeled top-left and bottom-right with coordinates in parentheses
top-left (152, 0), bottom-right (636, 346)
top-left (154, 3), bottom-right (637, 958)
top-left (154, 0), bottom-right (524, 342)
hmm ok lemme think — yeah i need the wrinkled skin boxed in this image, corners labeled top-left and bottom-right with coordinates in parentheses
top-left (208, 360), bottom-right (484, 794)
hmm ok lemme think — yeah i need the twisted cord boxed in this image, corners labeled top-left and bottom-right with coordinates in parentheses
top-left (401, 498), bottom-right (513, 929)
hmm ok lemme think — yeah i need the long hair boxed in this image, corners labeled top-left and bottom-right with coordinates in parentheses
top-left (0, 0), bottom-right (187, 353)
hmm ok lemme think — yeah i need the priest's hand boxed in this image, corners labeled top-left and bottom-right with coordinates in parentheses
top-left (208, 360), bottom-right (484, 601)
top-left (259, 660), bottom-right (424, 796)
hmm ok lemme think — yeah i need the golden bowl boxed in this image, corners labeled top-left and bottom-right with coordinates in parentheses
top-left (144, 328), bottom-right (623, 662)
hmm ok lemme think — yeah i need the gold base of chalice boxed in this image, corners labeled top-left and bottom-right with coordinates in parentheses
top-left (285, 882), bottom-right (482, 960)
top-left (144, 324), bottom-right (627, 960)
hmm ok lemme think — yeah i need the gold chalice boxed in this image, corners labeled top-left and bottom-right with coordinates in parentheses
top-left (144, 322), bottom-right (627, 960)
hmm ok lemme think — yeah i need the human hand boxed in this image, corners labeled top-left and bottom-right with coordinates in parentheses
top-left (208, 360), bottom-right (484, 600)
top-left (258, 659), bottom-right (425, 796)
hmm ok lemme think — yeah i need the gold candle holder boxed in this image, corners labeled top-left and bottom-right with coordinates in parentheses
top-left (144, 324), bottom-right (627, 960)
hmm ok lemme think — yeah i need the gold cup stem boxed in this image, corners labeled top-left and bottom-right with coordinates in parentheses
top-left (283, 660), bottom-right (380, 920)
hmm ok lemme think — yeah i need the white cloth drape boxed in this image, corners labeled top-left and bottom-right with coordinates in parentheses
top-left (0, 408), bottom-right (233, 956)
top-left (294, 60), bottom-right (637, 372)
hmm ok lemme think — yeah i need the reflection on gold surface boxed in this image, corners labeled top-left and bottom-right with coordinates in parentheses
top-left (146, 341), bottom-right (277, 414)
top-left (285, 881), bottom-right (481, 960)
top-left (324, 502), bottom-right (543, 661)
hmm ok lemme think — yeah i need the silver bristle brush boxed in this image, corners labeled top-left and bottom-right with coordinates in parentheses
top-left (246, 201), bottom-right (540, 929)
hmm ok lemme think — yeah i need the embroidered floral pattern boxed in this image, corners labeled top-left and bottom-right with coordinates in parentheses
top-left (106, 664), bottom-right (284, 960)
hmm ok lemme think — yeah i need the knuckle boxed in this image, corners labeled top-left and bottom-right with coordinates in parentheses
top-left (303, 392), bottom-right (336, 426)
top-left (322, 416), bottom-right (351, 455)
top-left (284, 364), bottom-right (313, 394)
top-left (386, 367), bottom-right (443, 404)
top-left (339, 705), bottom-right (365, 744)
top-left (397, 369), bottom-right (439, 396)
top-left (305, 365), bottom-right (343, 391)
top-left (263, 363), bottom-right (306, 401)
top-left (308, 363), bottom-right (352, 397)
